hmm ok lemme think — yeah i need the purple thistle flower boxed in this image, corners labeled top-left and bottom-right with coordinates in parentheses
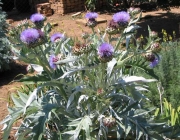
top-left (98, 43), bottom-right (114, 62)
top-left (149, 57), bottom-right (160, 68)
top-left (49, 54), bottom-right (58, 69)
top-left (50, 33), bottom-right (65, 43)
top-left (30, 13), bottom-right (45, 23)
top-left (113, 11), bottom-right (130, 26)
top-left (20, 28), bottom-right (39, 45)
top-left (85, 12), bottom-right (98, 20)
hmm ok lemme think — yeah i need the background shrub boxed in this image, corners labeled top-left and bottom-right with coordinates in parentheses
top-left (0, 2), bottom-right (12, 71)
top-left (142, 39), bottom-right (180, 109)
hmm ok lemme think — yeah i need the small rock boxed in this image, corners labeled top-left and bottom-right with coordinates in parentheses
top-left (50, 22), bottom-right (58, 26)
top-left (6, 19), bottom-right (14, 24)
top-left (71, 12), bottom-right (82, 18)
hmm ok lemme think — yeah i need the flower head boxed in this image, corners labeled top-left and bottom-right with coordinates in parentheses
top-left (149, 57), bottom-right (160, 68)
top-left (85, 12), bottom-right (98, 20)
top-left (98, 43), bottom-right (114, 62)
top-left (50, 33), bottom-right (65, 43)
top-left (20, 28), bottom-right (40, 46)
top-left (113, 11), bottom-right (130, 26)
top-left (49, 55), bottom-right (58, 69)
top-left (85, 12), bottom-right (98, 28)
top-left (30, 13), bottom-right (45, 23)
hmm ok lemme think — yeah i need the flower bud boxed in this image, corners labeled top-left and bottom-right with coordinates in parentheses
top-left (150, 42), bottom-right (161, 53)
top-left (128, 7), bottom-right (141, 16)
top-left (72, 43), bottom-right (92, 55)
top-left (87, 19), bottom-right (97, 28)
top-left (144, 52), bottom-right (155, 62)
top-left (106, 19), bottom-right (120, 35)
top-left (150, 31), bottom-right (158, 38)
top-left (81, 32), bottom-right (89, 39)
top-left (103, 117), bottom-right (116, 127)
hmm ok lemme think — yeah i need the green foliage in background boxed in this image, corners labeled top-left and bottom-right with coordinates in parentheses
top-left (143, 39), bottom-right (180, 108)
top-left (0, 1), bottom-right (12, 71)
top-left (155, 98), bottom-right (180, 126)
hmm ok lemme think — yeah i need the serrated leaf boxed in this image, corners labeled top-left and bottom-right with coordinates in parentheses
top-left (11, 94), bottom-right (25, 107)
top-left (124, 118), bottom-right (131, 138)
top-left (18, 92), bottom-right (29, 104)
top-left (107, 58), bottom-right (117, 77)
top-left (121, 76), bottom-right (157, 83)
top-left (24, 87), bottom-right (40, 114)
top-left (18, 74), bottom-right (50, 84)
top-left (2, 108), bottom-right (24, 140)
top-left (133, 107), bottom-right (155, 117)
top-left (32, 116), bottom-right (46, 140)
top-left (31, 64), bottom-right (44, 74)
top-left (54, 56), bottom-right (78, 65)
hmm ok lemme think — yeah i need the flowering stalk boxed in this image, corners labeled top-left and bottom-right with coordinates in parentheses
top-left (33, 48), bottom-right (52, 78)
top-left (38, 45), bottom-right (52, 72)
top-left (115, 35), bottom-right (124, 51)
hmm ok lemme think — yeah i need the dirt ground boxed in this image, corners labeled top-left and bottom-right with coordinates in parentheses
top-left (1, 7), bottom-right (180, 139)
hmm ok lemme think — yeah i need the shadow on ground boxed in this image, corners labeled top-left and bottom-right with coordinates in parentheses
top-left (0, 61), bottom-right (27, 87)
top-left (136, 11), bottom-right (180, 39)
top-left (6, 9), bottom-right (32, 22)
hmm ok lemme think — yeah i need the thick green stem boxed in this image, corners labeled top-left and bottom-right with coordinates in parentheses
top-left (115, 35), bottom-right (124, 52)
top-left (34, 48), bottom-right (52, 78)
top-left (91, 27), bottom-right (95, 35)
top-left (100, 63), bottom-right (107, 89)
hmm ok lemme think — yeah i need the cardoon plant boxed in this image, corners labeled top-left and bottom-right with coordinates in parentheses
top-left (1, 11), bottom-right (179, 140)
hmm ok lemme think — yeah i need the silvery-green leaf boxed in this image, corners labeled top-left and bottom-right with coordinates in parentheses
top-left (125, 118), bottom-right (132, 138)
top-left (13, 56), bottom-right (19, 60)
top-left (63, 130), bottom-right (76, 135)
top-left (121, 76), bottom-right (157, 83)
top-left (124, 25), bottom-right (141, 33)
top-left (78, 95), bottom-right (89, 107)
top-left (82, 116), bottom-right (92, 140)
top-left (24, 87), bottom-right (41, 114)
top-left (58, 64), bottom-right (98, 79)
top-left (133, 107), bottom-right (155, 117)
top-left (31, 64), bottom-right (43, 74)
top-left (107, 58), bottom-right (117, 77)
top-left (1, 123), bottom-right (7, 131)
top-left (135, 86), bottom-right (149, 91)
top-left (66, 93), bottom-right (75, 109)
top-left (129, 12), bottom-right (142, 25)
top-left (54, 56), bottom-right (78, 65)
top-left (126, 35), bottom-right (132, 49)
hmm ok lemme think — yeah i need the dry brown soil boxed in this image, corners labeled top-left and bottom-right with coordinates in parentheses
top-left (1, 7), bottom-right (180, 139)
